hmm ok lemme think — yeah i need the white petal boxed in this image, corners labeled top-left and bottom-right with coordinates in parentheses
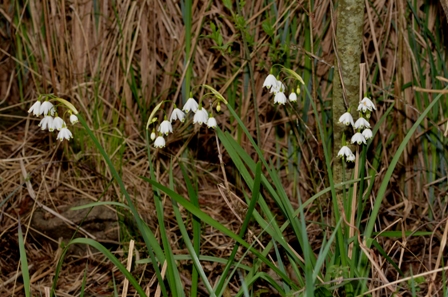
top-left (337, 146), bottom-right (353, 158)
top-left (193, 108), bottom-right (208, 125)
top-left (38, 116), bottom-right (54, 131)
top-left (56, 127), bottom-right (73, 141)
top-left (354, 118), bottom-right (370, 129)
top-left (28, 101), bottom-right (42, 116)
top-left (183, 98), bottom-right (199, 113)
top-left (289, 92), bottom-right (297, 102)
top-left (154, 136), bottom-right (165, 148)
top-left (274, 92), bottom-right (287, 105)
top-left (263, 74), bottom-right (277, 89)
top-left (70, 114), bottom-right (78, 124)
top-left (338, 112), bottom-right (354, 127)
top-left (40, 101), bottom-right (54, 116)
top-left (358, 97), bottom-right (376, 112)
top-left (362, 128), bottom-right (373, 140)
top-left (53, 117), bottom-right (65, 131)
top-left (207, 117), bottom-right (217, 128)
top-left (158, 120), bottom-right (173, 135)
top-left (170, 108), bottom-right (185, 122)
top-left (346, 153), bottom-right (356, 162)
top-left (351, 133), bottom-right (366, 145)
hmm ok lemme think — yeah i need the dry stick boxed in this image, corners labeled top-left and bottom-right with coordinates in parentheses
top-left (427, 218), bottom-right (448, 297)
top-left (365, 0), bottom-right (385, 89)
top-left (69, 4), bottom-right (94, 76)
top-left (154, 260), bottom-right (167, 297)
top-left (0, 264), bottom-right (34, 290)
top-left (360, 264), bottom-right (448, 297)
top-left (42, 0), bottom-right (57, 94)
top-left (215, 133), bottom-right (231, 198)
top-left (171, 2), bottom-right (209, 104)
top-left (121, 239), bottom-right (135, 297)
top-left (348, 63), bottom-right (366, 258)
top-left (11, 264), bottom-right (54, 294)
top-left (348, 148), bottom-right (359, 259)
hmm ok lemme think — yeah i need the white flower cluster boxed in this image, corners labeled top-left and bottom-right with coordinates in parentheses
top-left (151, 97), bottom-right (218, 149)
top-left (337, 97), bottom-right (376, 162)
top-left (28, 99), bottom-right (78, 141)
top-left (263, 74), bottom-right (299, 105)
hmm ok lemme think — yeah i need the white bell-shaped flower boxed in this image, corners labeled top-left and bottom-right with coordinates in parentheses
top-left (154, 135), bottom-right (165, 148)
top-left (207, 116), bottom-right (217, 128)
top-left (289, 92), bottom-right (297, 102)
top-left (351, 132), bottom-right (366, 145)
top-left (56, 126), bottom-right (73, 141)
top-left (70, 114), bottom-right (78, 125)
top-left (39, 116), bottom-right (54, 131)
top-left (354, 117), bottom-right (371, 129)
top-left (337, 146), bottom-right (355, 162)
top-left (270, 80), bottom-right (285, 94)
top-left (263, 74), bottom-right (277, 90)
top-left (28, 101), bottom-right (42, 117)
top-left (193, 107), bottom-right (209, 125)
top-left (338, 112), bottom-right (354, 127)
top-left (274, 92), bottom-right (287, 105)
top-left (357, 97), bottom-right (376, 113)
top-left (183, 98), bottom-right (199, 113)
top-left (170, 108), bottom-right (185, 122)
top-left (158, 120), bottom-right (173, 135)
top-left (53, 116), bottom-right (65, 131)
top-left (40, 101), bottom-right (55, 116)
top-left (362, 128), bottom-right (373, 140)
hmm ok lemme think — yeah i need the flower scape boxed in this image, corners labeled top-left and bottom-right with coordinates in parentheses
top-left (262, 72), bottom-right (301, 106)
top-left (147, 91), bottom-right (224, 149)
top-left (28, 95), bottom-right (78, 142)
top-left (337, 97), bottom-right (376, 162)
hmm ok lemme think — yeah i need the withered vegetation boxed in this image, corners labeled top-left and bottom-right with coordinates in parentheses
top-left (0, 0), bottom-right (447, 296)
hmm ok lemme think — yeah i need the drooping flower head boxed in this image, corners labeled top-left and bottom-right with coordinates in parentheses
top-left (207, 116), bottom-right (217, 129)
top-left (183, 98), bottom-right (199, 113)
top-left (263, 74), bottom-right (277, 90)
top-left (338, 112), bottom-right (354, 127)
top-left (56, 125), bottom-right (73, 141)
top-left (150, 128), bottom-right (156, 141)
top-left (28, 101), bottom-right (42, 117)
top-left (270, 80), bottom-right (285, 94)
top-left (338, 146), bottom-right (355, 162)
top-left (354, 117), bottom-right (371, 130)
top-left (53, 116), bottom-right (65, 131)
top-left (170, 108), bottom-right (185, 122)
top-left (289, 92), bottom-right (297, 102)
top-left (357, 97), bottom-right (376, 113)
top-left (351, 132), bottom-right (366, 145)
top-left (362, 128), bottom-right (373, 140)
top-left (154, 135), bottom-right (165, 148)
top-left (39, 116), bottom-right (54, 131)
top-left (274, 92), bottom-right (287, 105)
top-left (70, 114), bottom-right (78, 125)
top-left (193, 107), bottom-right (209, 125)
top-left (40, 101), bottom-right (55, 116)
top-left (158, 120), bottom-right (173, 136)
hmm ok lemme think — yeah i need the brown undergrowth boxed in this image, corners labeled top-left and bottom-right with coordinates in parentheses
top-left (1, 0), bottom-right (448, 295)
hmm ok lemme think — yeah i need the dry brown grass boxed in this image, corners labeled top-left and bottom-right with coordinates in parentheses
top-left (1, 0), bottom-right (448, 295)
